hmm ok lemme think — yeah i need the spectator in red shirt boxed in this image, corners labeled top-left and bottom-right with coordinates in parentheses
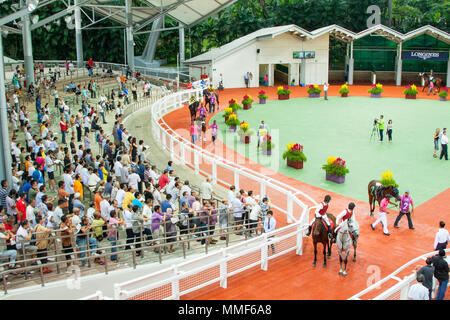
top-left (16, 193), bottom-right (27, 223)
top-left (88, 58), bottom-right (94, 77)
top-left (158, 169), bottom-right (169, 190)
top-left (59, 116), bottom-right (67, 144)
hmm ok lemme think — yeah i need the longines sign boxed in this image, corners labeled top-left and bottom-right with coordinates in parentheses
top-left (402, 51), bottom-right (449, 61)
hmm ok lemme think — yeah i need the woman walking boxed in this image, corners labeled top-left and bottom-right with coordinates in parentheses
top-left (387, 120), bottom-right (393, 142)
top-left (190, 121), bottom-right (199, 145)
top-left (209, 120), bottom-right (218, 145)
top-left (434, 128), bottom-right (440, 158)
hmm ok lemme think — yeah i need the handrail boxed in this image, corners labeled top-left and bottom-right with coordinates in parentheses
top-left (349, 248), bottom-right (450, 300)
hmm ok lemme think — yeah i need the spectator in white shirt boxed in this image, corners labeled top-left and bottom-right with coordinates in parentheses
top-left (228, 185), bottom-right (236, 203)
top-left (128, 169), bottom-right (141, 191)
top-left (263, 211), bottom-right (276, 253)
top-left (407, 274), bottom-right (430, 300)
top-left (115, 183), bottom-right (126, 208)
top-left (439, 128), bottom-right (448, 161)
top-left (100, 195), bottom-right (111, 222)
top-left (435, 221), bottom-right (450, 251)
top-left (200, 178), bottom-right (215, 202)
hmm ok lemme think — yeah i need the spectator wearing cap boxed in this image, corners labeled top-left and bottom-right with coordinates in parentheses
top-left (407, 273), bottom-right (429, 300)
top-left (394, 190), bottom-right (414, 229)
top-left (417, 257), bottom-right (435, 299)
top-left (434, 221), bottom-right (450, 251)
top-left (432, 249), bottom-right (449, 300)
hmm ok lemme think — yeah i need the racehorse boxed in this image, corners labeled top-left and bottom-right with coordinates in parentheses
top-left (188, 100), bottom-right (199, 122)
top-left (419, 72), bottom-right (442, 93)
top-left (312, 214), bottom-right (336, 267)
top-left (368, 180), bottom-right (401, 216)
top-left (336, 218), bottom-right (359, 277)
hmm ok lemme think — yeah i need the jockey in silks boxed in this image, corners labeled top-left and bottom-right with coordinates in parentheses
top-left (306, 195), bottom-right (332, 238)
top-left (332, 202), bottom-right (356, 243)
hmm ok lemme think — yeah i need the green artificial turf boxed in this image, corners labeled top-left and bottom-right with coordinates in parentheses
top-left (211, 96), bottom-right (450, 206)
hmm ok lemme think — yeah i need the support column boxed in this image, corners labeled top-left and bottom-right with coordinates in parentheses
top-left (348, 41), bottom-right (354, 85)
top-left (179, 23), bottom-right (185, 65)
top-left (395, 42), bottom-right (402, 86)
top-left (345, 43), bottom-right (349, 73)
top-left (299, 60), bottom-right (306, 86)
top-left (126, 0), bottom-right (134, 71)
top-left (141, 16), bottom-right (163, 62)
top-left (447, 52), bottom-right (450, 87)
top-left (268, 63), bottom-right (274, 87)
top-left (0, 36), bottom-right (13, 186)
top-left (74, 0), bottom-right (83, 68)
top-left (21, 12), bottom-right (34, 88)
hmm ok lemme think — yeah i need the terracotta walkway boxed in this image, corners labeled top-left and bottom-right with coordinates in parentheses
top-left (161, 85), bottom-right (448, 300)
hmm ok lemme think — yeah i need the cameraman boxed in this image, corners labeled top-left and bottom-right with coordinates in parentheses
top-left (378, 115), bottom-right (385, 142)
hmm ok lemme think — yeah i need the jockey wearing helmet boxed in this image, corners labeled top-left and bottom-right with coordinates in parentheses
top-left (306, 195), bottom-right (332, 237)
top-left (332, 202), bottom-right (356, 242)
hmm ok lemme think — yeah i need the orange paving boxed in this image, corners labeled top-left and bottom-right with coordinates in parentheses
top-left (160, 85), bottom-right (448, 300)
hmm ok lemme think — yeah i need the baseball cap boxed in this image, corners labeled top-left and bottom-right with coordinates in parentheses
top-left (405, 190), bottom-right (410, 194)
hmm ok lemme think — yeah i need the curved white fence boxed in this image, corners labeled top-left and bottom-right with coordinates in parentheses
top-left (150, 84), bottom-right (318, 224)
top-left (349, 249), bottom-right (450, 300)
top-left (109, 80), bottom-right (322, 300)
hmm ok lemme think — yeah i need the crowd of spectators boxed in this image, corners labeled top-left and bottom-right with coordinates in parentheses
top-left (0, 62), bottom-right (275, 284)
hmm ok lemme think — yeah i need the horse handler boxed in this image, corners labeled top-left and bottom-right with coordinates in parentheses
top-left (371, 194), bottom-right (398, 236)
top-left (393, 190), bottom-right (415, 229)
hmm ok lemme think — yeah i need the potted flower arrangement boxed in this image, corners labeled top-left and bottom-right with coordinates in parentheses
top-left (380, 170), bottom-right (399, 188)
top-left (438, 88), bottom-right (448, 101)
top-left (307, 85), bottom-right (321, 98)
top-left (260, 134), bottom-right (274, 155)
top-left (322, 156), bottom-right (349, 184)
top-left (258, 90), bottom-right (268, 104)
top-left (339, 84), bottom-right (350, 97)
top-left (225, 113), bottom-right (240, 132)
top-left (282, 142), bottom-right (307, 169)
top-left (242, 94), bottom-right (254, 110)
top-left (403, 84), bottom-right (418, 99)
top-left (277, 85), bottom-right (291, 100)
top-left (368, 83), bottom-right (383, 98)
top-left (222, 107), bottom-right (233, 122)
top-left (228, 98), bottom-right (242, 112)
top-left (237, 121), bottom-right (255, 144)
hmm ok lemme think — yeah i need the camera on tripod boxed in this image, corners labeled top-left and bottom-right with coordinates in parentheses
top-left (373, 118), bottom-right (379, 126)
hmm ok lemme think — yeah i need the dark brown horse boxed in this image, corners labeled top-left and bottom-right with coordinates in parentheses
top-left (188, 100), bottom-right (199, 122)
top-left (419, 72), bottom-right (442, 93)
top-left (312, 214), bottom-right (336, 267)
top-left (368, 180), bottom-right (401, 216)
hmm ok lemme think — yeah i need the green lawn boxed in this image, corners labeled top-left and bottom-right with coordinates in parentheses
top-left (211, 97), bottom-right (450, 206)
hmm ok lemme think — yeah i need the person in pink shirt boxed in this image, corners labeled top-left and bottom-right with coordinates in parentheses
top-left (371, 194), bottom-right (398, 236)
top-left (190, 121), bottom-right (199, 145)
top-left (198, 103), bottom-right (206, 119)
top-left (209, 120), bottom-right (218, 145)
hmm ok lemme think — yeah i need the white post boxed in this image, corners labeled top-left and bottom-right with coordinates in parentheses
top-left (219, 249), bottom-right (227, 288)
top-left (169, 137), bottom-right (174, 159)
top-left (399, 277), bottom-right (410, 300)
top-left (287, 193), bottom-right (293, 223)
top-left (114, 283), bottom-right (121, 300)
top-left (348, 41), bottom-right (354, 85)
top-left (234, 170), bottom-right (239, 190)
top-left (194, 151), bottom-right (199, 175)
top-left (260, 181), bottom-right (266, 198)
top-left (161, 132), bottom-right (167, 150)
top-left (180, 144), bottom-right (185, 165)
top-left (171, 265), bottom-right (180, 300)
top-left (296, 224), bottom-right (303, 255)
top-left (261, 234), bottom-right (268, 271)
top-left (345, 43), bottom-right (349, 73)
top-left (212, 160), bottom-right (217, 185)
top-left (125, 0), bottom-right (135, 72)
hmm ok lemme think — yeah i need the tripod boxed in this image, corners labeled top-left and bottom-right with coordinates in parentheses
top-left (370, 124), bottom-right (380, 141)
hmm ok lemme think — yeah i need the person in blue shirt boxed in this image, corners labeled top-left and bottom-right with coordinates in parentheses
top-left (131, 192), bottom-right (144, 214)
top-left (161, 194), bottom-right (173, 213)
top-left (166, 161), bottom-right (173, 171)
top-left (21, 178), bottom-right (32, 202)
top-left (32, 164), bottom-right (44, 185)
top-left (117, 125), bottom-right (123, 143)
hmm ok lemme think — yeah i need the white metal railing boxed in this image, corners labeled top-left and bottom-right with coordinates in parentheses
top-left (108, 78), bottom-right (320, 300)
top-left (114, 221), bottom-right (305, 300)
top-left (79, 291), bottom-right (112, 300)
top-left (349, 249), bottom-right (450, 300)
